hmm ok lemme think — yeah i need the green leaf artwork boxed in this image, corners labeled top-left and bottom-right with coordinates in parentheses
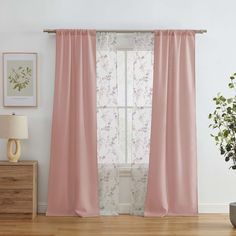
top-left (208, 73), bottom-right (236, 170)
top-left (8, 66), bottom-right (32, 92)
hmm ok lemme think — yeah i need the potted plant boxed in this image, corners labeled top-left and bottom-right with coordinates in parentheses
top-left (208, 73), bottom-right (236, 227)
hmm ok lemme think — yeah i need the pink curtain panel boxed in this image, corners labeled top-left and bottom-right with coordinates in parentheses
top-left (47, 29), bottom-right (99, 216)
top-left (145, 30), bottom-right (198, 216)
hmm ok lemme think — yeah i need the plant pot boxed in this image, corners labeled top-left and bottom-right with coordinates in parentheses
top-left (230, 202), bottom-right (236, 227)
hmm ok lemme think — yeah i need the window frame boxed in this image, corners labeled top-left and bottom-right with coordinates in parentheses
top-left (97, 48), bottom-right (152, 165)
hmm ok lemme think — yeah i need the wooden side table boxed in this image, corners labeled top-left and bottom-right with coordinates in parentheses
top-left (0, 161), bottom-right (37, 219)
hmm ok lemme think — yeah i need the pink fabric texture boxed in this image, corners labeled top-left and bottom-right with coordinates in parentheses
top-left (47, 29), bottom-right (99, 217)
top-left (144, 30), bottom-right (198, 216)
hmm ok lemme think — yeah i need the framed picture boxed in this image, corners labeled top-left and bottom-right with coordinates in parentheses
top-left (3, 52), bottom-right (37, 107)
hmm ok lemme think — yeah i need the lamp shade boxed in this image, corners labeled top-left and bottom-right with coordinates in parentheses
top-left (0, 115), bottom-right (28, 139)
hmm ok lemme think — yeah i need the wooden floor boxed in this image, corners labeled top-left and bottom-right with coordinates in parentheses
top-left (0, 214), bottom-right (235, 236)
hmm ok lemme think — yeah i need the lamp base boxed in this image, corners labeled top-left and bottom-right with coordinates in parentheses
top-left (7, 139), bottom-right (21, 162)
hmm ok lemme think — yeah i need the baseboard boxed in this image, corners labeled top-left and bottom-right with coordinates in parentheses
top-left (38, 202), bottom-right (230, 214)
top-left (38, 203), bottom-right (132, 214)
top-left (198, 204), bottom-right (229, 213)
top-left (38, 202), bottom-right (48, 214)
top-left (119, 203), bottom-right (229, 214)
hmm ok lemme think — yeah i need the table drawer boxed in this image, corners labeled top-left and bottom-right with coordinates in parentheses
top-left (0, 165), bottom-right (33, 189)
top-left (0, 189), bottom-right (33, 214)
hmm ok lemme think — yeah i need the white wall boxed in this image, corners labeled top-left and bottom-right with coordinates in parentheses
top-left (0, 0), bottom-right (236, 213)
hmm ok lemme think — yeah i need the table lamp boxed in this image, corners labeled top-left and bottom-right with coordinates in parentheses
top-left (0, 114), bottom-right (28, 162)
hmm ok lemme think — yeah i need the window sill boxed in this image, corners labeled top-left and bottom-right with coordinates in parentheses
top-left (118, 165), bottom-right (149, 177)
top-left (119, 167), bottom-right (131, 177)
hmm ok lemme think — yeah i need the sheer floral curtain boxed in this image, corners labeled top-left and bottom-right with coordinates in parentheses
top-left (96, 32), bottom-right (154, 216)
top-left (96, 33), bottom-right (119, 215)
top-left (130, 33), bottom-right (154, 215)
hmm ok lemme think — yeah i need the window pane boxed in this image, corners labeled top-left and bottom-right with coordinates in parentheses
top-left (117, 51), bottom-right (125, 106)
top-left (127, 51), bottom-right (134, 106)
top-left (128, 50), bottom-right (154, 107)
top-left (97, 50), bottom-right (118, 107)
top-left (97, 108), bottom-right (119, 164)
top-left (127, 108), bottom-right (133, 163)
top-left (118, 108), bottom-right (126, 163)
top-left (131, 108), bottom-right (152, 164)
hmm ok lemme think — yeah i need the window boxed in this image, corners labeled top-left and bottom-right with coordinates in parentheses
top-left (116, 50), bottom-right (153, 164)
top-left (97, 33), bottom-right (154, 165)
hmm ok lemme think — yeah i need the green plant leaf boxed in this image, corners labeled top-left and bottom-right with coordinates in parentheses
top-left (226, 144), bottom-right (232, 152)
top-left (220, 146), bottom-right (225, 155)
top-left (223, 130), bottom-right (229, 137)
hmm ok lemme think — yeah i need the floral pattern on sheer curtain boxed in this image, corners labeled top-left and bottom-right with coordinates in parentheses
top-left (130, 33), bottom-right (154, 215)
top-left (96, 32), bottom-right (119, 215)
top-left (96, 32), bottom-right (154, 215)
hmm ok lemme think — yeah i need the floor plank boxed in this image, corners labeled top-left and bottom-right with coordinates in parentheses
top-left (0, 214), bottom-right (235, 236)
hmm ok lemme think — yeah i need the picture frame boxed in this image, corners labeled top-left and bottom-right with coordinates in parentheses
top-left (3, 52), bottom-right (38, 107)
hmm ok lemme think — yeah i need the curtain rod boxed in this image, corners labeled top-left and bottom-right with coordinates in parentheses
top-left (43, 29), bottom-right (207, 34)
